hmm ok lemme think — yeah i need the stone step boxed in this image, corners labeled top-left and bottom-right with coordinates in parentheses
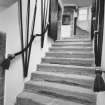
top-left (63, 37), bottom-right (90, 39)
top-left (52, 45), bottom-right (92, 48)
top-left (37, 64), bottom-right (95, 76)
top-left (41, 57), bottom-right (95, 67)
top-left (49, 46), bottom-right (93, 52)
top-left (52, 43), bottom-right (92, 47)
top-left (46, 52), bottom-right (94, 58)
top-left (25, 81), bottom-right (96, 105)
top-left (56, 39), bottom-right (91, 42)
top-left (31, 71), bottom-right (94, 89)
top-left (53, 41), bottom-right (92, 45)
top-left (17, 91), bottom-right (86, 105)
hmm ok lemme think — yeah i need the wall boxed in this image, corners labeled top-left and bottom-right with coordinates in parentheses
top-left (77, 7), bottom-right (91, 33)
top-left (61, 25), bottom-right (72, 38)
top-left (77, 21), bottom-right (90, 32)
top-left (0, 0), bottom-right (53, 105)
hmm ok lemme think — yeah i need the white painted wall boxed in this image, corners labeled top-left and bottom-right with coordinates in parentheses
top-left (77, 7), bottom-right (91, 33)
top-left (77, 21), bottom-right (90, 32)
top-left (0, 0), bottom-right (53, 105)
top-left (61, 25), bottom-right (72, 38)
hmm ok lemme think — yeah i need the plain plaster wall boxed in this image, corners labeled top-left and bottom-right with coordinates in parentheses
top-left (77, 21), bottom-right (90, 32)
top-left (77, 7), bottom-right (91, 33)
top-left (0, 0), bottom-right (53, 105)
top-left (61, 25), bottom-right (72, 38)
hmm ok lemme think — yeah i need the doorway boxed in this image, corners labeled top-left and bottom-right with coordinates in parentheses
top-left (61, 6), bottom-right (74, 39)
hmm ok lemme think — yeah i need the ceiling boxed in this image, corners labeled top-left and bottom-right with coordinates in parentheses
top-left (61, 0), bottom-right (93, 7)
top-left (0, 0), bottom-right (92, 12)
top-left (0, 0), bottom-right (17, 7)
top-left (0, 0), bottom-right (92, 7)
top-left (0, 0), bottom-right (17, 12)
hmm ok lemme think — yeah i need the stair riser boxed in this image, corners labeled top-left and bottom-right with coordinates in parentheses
top-left (46, 53), bottom-right (94, 58)
top-left (41, 58), bottom-right (94, 67)
top-left (63, 37), bottom-right (90, 39)
top-left (25, 83), bottom-right (96, 104)
top-left (56, 40), bottom-right (91, 42)
top-left (16, 92), bottom-right (92, 105)
top-left (16, 98), bottom-right (37, 105)
top-left (49, 48), bottom-right (93, 52)
top-left (52, 44), bottom-right (92, 47)
top-left (37, 65), bottom-right (95, 76)
top-left (55, 42), bottom-right (91, 44)
top-left (17, 37), bottom-right (96, 105)
top-left (31, 73), bottom-right (94, 89)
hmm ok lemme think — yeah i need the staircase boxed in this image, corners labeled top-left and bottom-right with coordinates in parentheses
top-left (16, 37), bottom-right (96, 105)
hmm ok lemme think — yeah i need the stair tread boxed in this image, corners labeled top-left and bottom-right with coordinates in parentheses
top-left (53, 44), bottom-right (92, 46)
top-left (46, 52), bottom-right (94, 58)
top-left (18, 91), bottom-right (85, 105)
top-left (43, 57), bottom-right (94, 61)
top-left (42, 57), bottom-right (95, 66)
top-left (47, 51), bottom-right (94, 55)
top-left (56, 39), bottom-right (91, 42)
top-left (32, 71), bottom-right (94, 81)
top-left (51, 46), bottom-right (92, 49)
top-left (37, 63), bottom-right (95, 76)
top-left (38, 63), bottom-right (95, 69)
top-left (53, 41), bottom-right (92, 44)
top-left (17, 37), bottom-right (96, 105)
top-left (26, 80), bottom-right (95, 96)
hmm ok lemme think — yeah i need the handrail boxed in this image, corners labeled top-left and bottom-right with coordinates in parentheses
top-left (1, 24), bottom-right (49, 70)
top-left (1, 0), bottom-right (50, 78)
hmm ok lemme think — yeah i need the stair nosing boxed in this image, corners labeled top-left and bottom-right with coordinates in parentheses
top-left (42, 57), bottom-right (95, 61)
top-left (17, 91), bottom-right (86, 105)
top-left (25, 80), bottom-right (96, 104)
top-left (32, 71), bottom-right (94, 81)
top-left (38, 63), bottom-right (96, 69)
top-left (25, 80), bottom-right (95, 95)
